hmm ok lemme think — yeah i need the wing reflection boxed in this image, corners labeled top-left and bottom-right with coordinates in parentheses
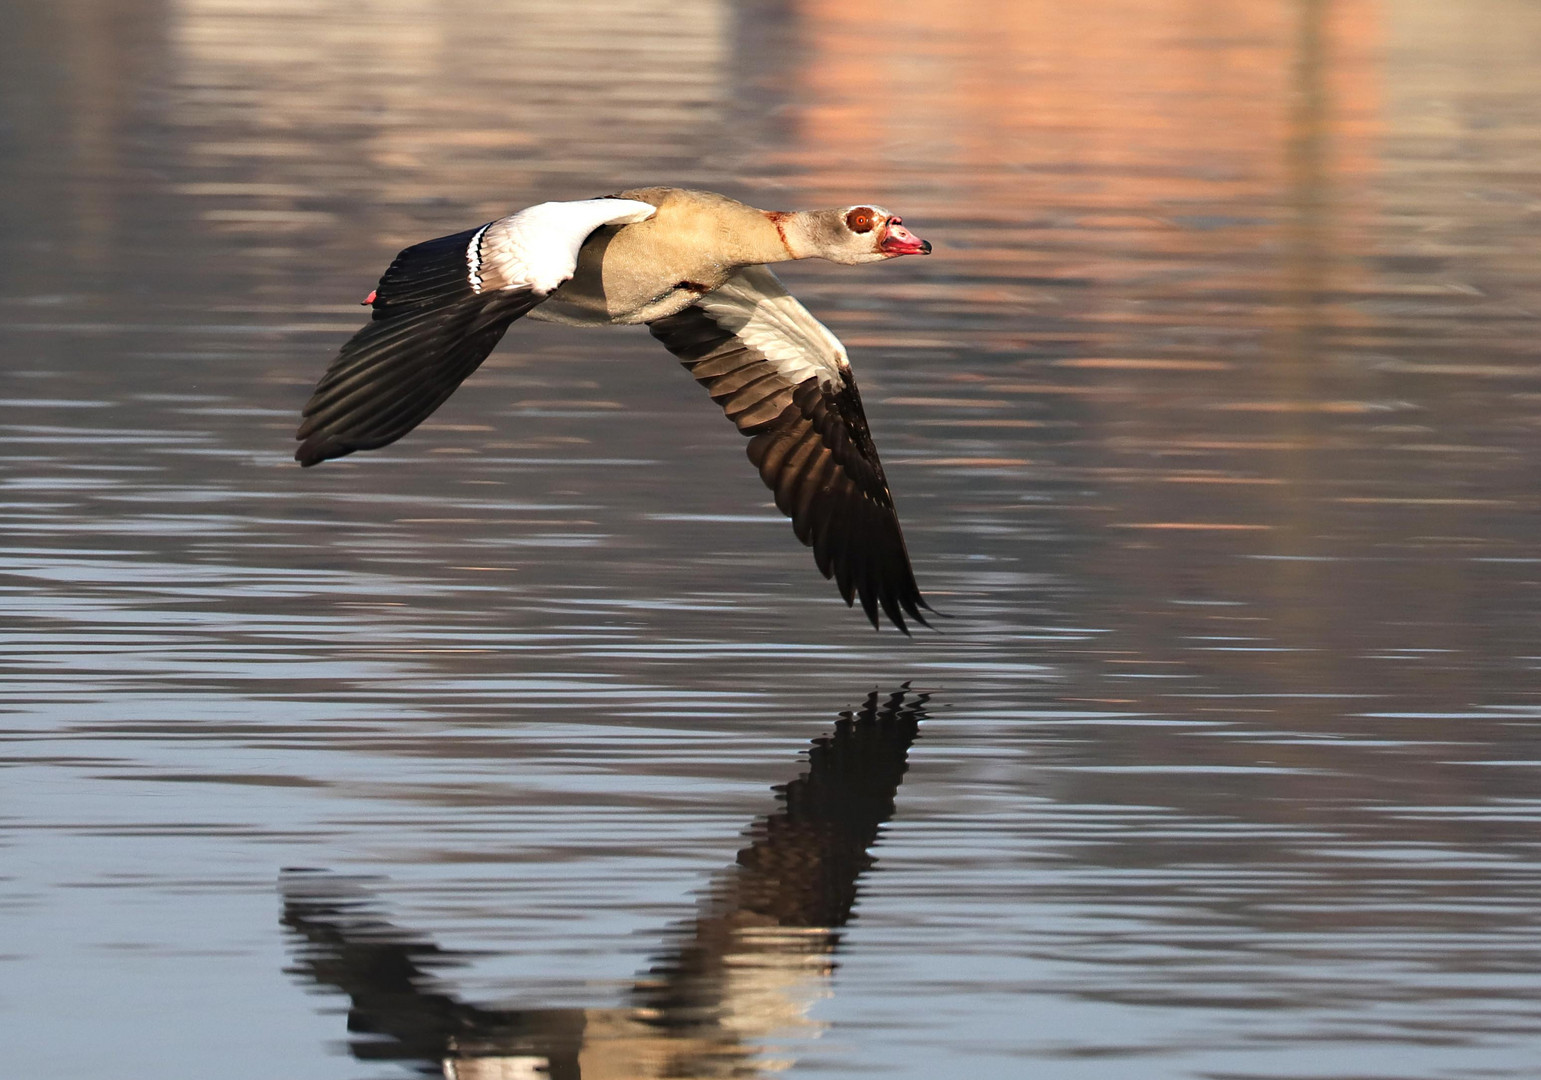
top-left (282, 687), bottom-right (928, 1078)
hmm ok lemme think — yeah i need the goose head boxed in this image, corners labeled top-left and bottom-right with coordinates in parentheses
top-left (783, 205), bottom-right (932, 265)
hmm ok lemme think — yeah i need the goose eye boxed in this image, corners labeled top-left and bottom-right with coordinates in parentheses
top-left (845, 208), bottom-right (875, 233)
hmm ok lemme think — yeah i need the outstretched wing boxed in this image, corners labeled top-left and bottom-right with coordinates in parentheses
top-left (648, 266), bottom-right (932, 632)
top-left (295, 198), bottom-right (656, 467)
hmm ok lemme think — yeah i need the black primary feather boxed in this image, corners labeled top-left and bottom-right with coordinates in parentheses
top-left (295, 226), bottom-right (542, 467)
top-left (650, 305), bottom-right (934, 633)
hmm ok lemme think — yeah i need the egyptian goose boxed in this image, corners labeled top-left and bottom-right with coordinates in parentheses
top-left (294, 188), bottom-right (936, 631)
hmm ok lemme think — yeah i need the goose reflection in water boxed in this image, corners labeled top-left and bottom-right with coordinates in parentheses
top-left (281, 688), bottom-right (929, 1079)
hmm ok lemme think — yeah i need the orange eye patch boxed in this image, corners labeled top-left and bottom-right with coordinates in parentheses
top-left (845, 207), bottom-right (876, 233)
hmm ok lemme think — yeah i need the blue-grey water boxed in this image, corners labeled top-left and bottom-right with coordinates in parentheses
top-left (4, 1), bottom-right (1541, 1077)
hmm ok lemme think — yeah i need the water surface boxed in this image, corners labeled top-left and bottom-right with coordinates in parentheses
top-left (3, 1), bottom-right (1541, 1077)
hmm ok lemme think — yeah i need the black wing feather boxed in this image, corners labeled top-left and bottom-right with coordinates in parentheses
top-left (650, 305), bottom-right (932, 633)
top-left (295, 225), bottom-right (542, 467)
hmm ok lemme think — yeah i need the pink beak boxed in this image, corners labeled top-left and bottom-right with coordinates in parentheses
top-left (879, 218), bottom-right (932, 256)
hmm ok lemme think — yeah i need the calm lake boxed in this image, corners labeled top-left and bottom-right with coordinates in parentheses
top-left (4, 1), bottom-right (1541, 1077)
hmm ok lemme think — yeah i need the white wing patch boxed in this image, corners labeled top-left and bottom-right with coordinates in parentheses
top-left (465, 222), bottom-right (492, 293)
top-left (477, 198), bottom-right (656, 295)
top-left (697, 265), bottom-right (848, 388)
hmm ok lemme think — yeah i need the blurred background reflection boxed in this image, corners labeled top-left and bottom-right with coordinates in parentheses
top-left (3, 1), bottom-right (1540, 1078)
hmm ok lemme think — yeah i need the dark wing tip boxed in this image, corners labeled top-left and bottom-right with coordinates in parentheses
top-left (294, 434), bottom-right (348, 467)
top-left (917, 596), bottom-right (951, 621)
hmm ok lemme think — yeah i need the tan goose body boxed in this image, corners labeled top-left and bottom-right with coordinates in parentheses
top-left (534, 188), bottom-right (792, 325)
top-left (293, 187), bottom-right (937, 631)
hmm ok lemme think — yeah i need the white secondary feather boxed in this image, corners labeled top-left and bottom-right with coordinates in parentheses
top-left (478, 198), bottom-right (657, 295)
top-left (697, 266), bottom-right (848, 387)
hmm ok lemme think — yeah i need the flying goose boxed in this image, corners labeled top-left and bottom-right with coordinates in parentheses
top-left (294, 187), bottom-right (935, 631)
